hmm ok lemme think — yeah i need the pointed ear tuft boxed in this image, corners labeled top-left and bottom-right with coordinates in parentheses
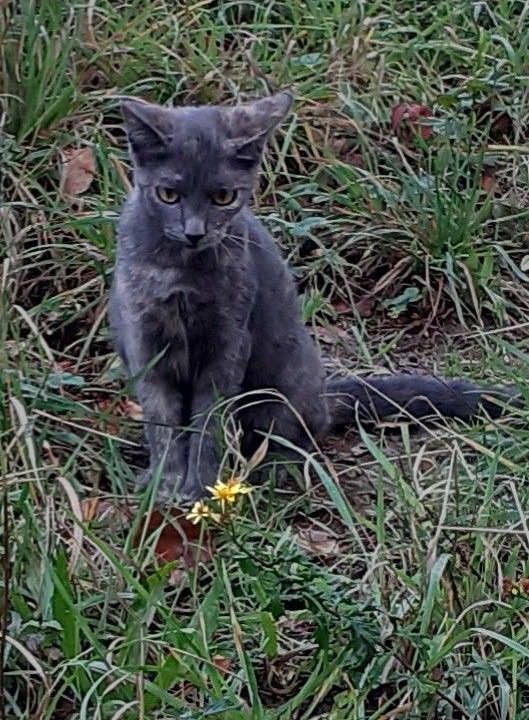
top-left (225, 91), bottom-right (294, 163)
top-left (227, 91), bottom-right (293, 139)
top-left (121, 99), bottom-right (174, 158)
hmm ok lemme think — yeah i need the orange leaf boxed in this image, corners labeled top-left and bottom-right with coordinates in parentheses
top-left (212, 655), bottom-right (231, 677)
top-left (355, 296), bottom-right (375, 318)
top-left (80, 497), bottom-right (100, 523)
top-left (96, 397), bottom-right (143, 434)
top-left (331, 299), bottom-right (350, 314)
top-left (60, 146), bottom-right (95, 197)
top-left (391, 103), bottom-right (433, 141)
top-left (480, 167), bottom-right (496, 194)
top-left (80, 497), bottom-right (125, 523)
top-left (137, 508), bottom-right (213, 569)
top-left (122, 398), bottom-right (143, 420)
top-left (341, 150), bottom-right (364, 168)
top-left (519, 578), bottom-right (529, 594)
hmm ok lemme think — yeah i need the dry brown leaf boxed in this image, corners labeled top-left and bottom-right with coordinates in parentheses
top-left (96, 397), bottom-right (143, 434)
top-left (96, 398), bottom-right (119, 435)
top-left (80, 497), bottom-right (127, 523)
top-left (80, 497), bottom-right (100, 523)
top-left (122, 399), bottom-right (143, 420)
top-left (56, 359), bottom-right (77, 373)
top-left (331, 299), bottom-right (350, 314)
top-left (313, 325), bottom-right (349, 345)
top-left (341, 150), bottom-right (364, 168)
top-left (212, 655), bottom-right (231, 677)
top-left (137, 508), bottom-right (213, 569)
top-left (480, 167), bottom-right (497, 194)
top-left (355, 296), bottom-right (376, 318)
top-left (245, 436), bottom-right (269, 473)
top-left (501, 578), bottom-right (514, 597)
top-left (60, 147), bottom-right (95, 198)
top-left (519, 578), bottom-right (529, 594)
top-left (294, 527), bottom-right (341, 557)
top-left (390, 103), bottom-right (433, 142)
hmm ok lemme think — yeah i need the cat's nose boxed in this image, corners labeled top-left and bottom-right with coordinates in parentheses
top-left (185, 232), bottom-right (205, 245)
top-left (184, 218), bottom-right (205, 245)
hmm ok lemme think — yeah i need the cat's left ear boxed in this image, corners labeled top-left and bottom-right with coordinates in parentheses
top-left (121, 98), bottom-right (173, 160)
top-left (225, 92), bottom-right (293, 163)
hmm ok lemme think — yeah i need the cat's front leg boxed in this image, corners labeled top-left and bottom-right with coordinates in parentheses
top-left (179, 369), bottom-right (242, 501)
top-left (136, 374), bottom-right (188, 501)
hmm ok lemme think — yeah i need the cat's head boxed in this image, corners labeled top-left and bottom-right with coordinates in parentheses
top-left (121, 92), bottom-right (293, 250)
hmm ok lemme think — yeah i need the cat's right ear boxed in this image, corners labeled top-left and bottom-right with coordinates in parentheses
top-left (121, 99), bottom-right (173, 159)
top-left (225, 92), bottom-right (293, 166)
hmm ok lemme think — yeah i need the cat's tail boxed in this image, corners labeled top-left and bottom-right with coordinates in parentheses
top-left (326, 374), bottom-right (521, 428)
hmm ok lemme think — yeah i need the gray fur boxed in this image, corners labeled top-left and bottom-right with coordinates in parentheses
top-left (108, 92), bottom-right (519, 502)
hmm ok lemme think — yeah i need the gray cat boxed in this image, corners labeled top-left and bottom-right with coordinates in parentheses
top-left (108, 92), bottom-right (519, 502)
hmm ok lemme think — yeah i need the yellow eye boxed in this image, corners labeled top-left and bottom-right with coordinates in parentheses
top-left (210, 189), bottom-right (237, 206)
top-left (156, 186), bottom-right (181, 204)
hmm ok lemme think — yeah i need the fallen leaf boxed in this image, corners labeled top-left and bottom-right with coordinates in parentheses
top-left (137, 508), bottom-right (213, 569)
top-left (42, 441), bottom-right (60, 466)
top-left (122, 398), bottom-right (143, 420)
top-left (294, 527), bottom-right (341, 557)
top-left (331, 299), bottom-right (350, 314)
top-left (96, 398), bottom-right (119, 435)
top-left (60, 146), bottom-right (95, 198)
top-left (519, 578), bottom-right (529, 594)
top-left (490, 111), bottom-right (513, 140)
top-left (355, 296), bottom-right (375, 318)
top-left (80, 497), bottom-right (129, 524)
top-left (327, 136), bottom-right (347, 155)
top-left (501, 578), bottom-right (513, 597)
top-left (341, 150), bottom-right (364, 167)
top-left (96, 397), bottom-right (143, 434)
top-left (245, 436), bottom-right (269, 473)
top-left (475, 100), bottom-right (513, 141)
top-left (520, 255), bottom-right (529, 273)
top-left (212, 655), bottom-right (231, 677)
top-left (81, 497), bottom-right (101, 523)
top-left (391, 103), bottom-right (433, 141)
top-left (56, 359), bottom-right (77, 373)
top-left (480, 166), bottom-right (496, 194)
top-left (313, 325), bottom-right (349, 344)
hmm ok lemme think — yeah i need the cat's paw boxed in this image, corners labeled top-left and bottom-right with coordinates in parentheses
top-left (178, 466), bottom-right (212, 503)
top-left (135, 468), bottom-right (153, 490)
top-left (135, 467), bottom-right (185, 504)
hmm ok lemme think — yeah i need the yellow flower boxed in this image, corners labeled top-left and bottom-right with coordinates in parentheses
top-left (206, 477), bottom-right (252, 509)
top-left (186, 501), bottom-right (211, 524)
top-left (226, 476), bottom-right (252, 494)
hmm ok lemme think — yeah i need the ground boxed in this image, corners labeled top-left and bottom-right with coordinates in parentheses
top-left (2, 1), bottom-right (529, 719)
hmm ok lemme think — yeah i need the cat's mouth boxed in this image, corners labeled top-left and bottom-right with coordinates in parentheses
top-left (164, 228), bottom-right (217, 250)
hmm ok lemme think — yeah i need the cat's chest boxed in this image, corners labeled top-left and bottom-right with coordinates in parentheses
top-left (139, 288), bottom-right (210, 383)
top-left (149, 286), bottom-right (210, 346)
top-left (131, 266), bottom-right (211, 324)
top-left (125, 261), bottom-right (247, 372)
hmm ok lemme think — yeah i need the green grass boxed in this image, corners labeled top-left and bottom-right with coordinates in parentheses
top-left (2, 0), bottom-right (529, 718)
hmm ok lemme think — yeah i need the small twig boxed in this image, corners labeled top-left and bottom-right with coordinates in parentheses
top-left (0, 471), bottom-right (9, 720)
top-left (485, 144), bottom-right (529, 154)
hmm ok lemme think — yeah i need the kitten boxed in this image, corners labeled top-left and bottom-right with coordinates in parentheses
top-left (108, 92), bottom-right (519, 501)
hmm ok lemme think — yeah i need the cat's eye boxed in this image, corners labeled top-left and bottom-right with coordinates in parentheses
top-left (210, 189), bottom-right (237, 206)
top-left (156, 186), bottom-right (181, 204)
